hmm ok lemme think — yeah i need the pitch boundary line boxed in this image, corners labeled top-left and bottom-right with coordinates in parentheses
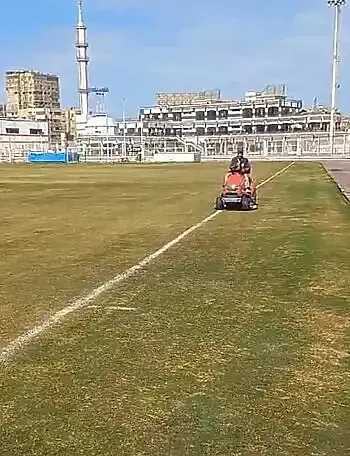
top-left (0, 162), bottom-right (294, 364)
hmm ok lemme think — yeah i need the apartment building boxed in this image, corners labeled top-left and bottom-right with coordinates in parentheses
top-left (5, 70), bottom-right (62, 145)
top-left (6, 70), bottom-right (60, 113)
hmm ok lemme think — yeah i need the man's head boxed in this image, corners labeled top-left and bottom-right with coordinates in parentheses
top-left (236, 142), bottom-right (244, 157)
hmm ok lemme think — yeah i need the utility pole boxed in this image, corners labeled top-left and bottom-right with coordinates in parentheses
top-left (122, 98), bottom-right (127, 159)
top-left (328, 0), bottom-right (346, 154)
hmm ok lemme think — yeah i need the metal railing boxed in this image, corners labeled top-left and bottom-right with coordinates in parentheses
top-left (1, 132), bottom-right (349, 163)
top-left (199, 133), bottom-right (350, 160)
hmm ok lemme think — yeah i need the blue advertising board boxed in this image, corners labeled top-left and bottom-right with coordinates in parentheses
top-left (27, 152), bottom-right (79, 163)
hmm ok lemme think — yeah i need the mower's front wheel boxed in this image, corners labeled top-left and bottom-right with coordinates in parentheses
top-left (215, 196), bottom-right (224, 210)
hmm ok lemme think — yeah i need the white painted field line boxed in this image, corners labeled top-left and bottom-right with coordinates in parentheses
top-left (86, 305), bottom-right (137, 311)
top-left (256, 161), bottom-right (294, 189)
top-left (0, 162), bottom-right (294, 364)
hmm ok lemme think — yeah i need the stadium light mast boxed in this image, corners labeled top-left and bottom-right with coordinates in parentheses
top-left (122, 98), bottom-right (127, 158)
top-left (328, 0), bottom-right (346, 154)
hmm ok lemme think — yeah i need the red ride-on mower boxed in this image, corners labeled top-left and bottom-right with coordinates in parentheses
top-left (215, 172), bottom-right (258, 211)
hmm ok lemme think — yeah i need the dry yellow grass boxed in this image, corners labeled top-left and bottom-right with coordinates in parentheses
top-left (0, 162), bottom-right (349, 455)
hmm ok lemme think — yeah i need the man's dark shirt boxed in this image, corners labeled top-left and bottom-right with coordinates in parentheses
top-left (229, 156), bottom-right (251, 173)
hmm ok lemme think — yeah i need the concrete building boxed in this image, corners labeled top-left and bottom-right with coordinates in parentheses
top-left (5, 69), bottom-right (61, 146)
top-left (0, 117), bottom-right (49, 161)
top-left (61, 108), bottom-right (79, 146)
top-left (5, 70), bottom-right (60, 114)
top-left (138, 85), bottom-right (342, 137)
top-left (17, 107), bottom-right (62, 146)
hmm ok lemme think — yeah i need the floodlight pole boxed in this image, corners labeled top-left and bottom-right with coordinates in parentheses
top-left (106, 108), bottom-right (109, 163)
top-left (328, 0), bottom-right (346, 155)
top-left (122, 98), bottom-right (127, 158)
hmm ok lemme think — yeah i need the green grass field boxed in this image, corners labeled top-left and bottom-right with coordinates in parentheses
top-left (0, 162), bottom-right (349, 455)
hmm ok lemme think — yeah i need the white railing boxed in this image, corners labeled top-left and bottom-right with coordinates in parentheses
top-left (200, 134), bottom-right (350, 160)
top-left (1, 132), bottom-right (350, 163)
top-left (0, 149), bottom-right (29, 163)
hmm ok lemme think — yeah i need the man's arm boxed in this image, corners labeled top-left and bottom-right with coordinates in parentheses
top-left (229, 157), bottom-right (239, 170)
top-left (243, 158), bottom-right (251, 173)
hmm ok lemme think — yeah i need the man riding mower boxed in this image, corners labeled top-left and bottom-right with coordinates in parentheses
top-left (215, 151), bottom-right (258, 211)
top-left (225, 150), bottom-right (252, 188)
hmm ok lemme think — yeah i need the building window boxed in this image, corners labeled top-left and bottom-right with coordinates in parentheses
top-left (30, 128), bottom-right (43, 135)
top-left (196, 111), bottom-right (205, 121)
top-left (267, 124), bottom-right (278, 133)
top-left (244, 125), bottom-right (253, 134)
top-left (255, 108), bottom-right (265, 118)
top-left (6, 128), bottom-right (19, 134)
top-left (281, 123), bottom-right (290, 132)
top-left (281, 107), bottom-right (291, 116)
top-left (219, 110), bottom-right (228, 119)
top-left (242, 108), bottom-right (253, 118)
top-left (207, 110), bottom-right (216, 120)
top-left (230, 109), bottom-right (241, 117)
top-left (173, 112), bottom-right (182, 121)
top-left (268, 107), bottom-right (279, 117)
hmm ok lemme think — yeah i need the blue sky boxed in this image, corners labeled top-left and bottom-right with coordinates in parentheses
top-left (0, 0), bottom-right (349, 117)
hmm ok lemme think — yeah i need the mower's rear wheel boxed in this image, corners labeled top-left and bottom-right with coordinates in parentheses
top-left (241, 195), bottom-right (251, 211)
top-left (215, 196), bottom-right (224, 210)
